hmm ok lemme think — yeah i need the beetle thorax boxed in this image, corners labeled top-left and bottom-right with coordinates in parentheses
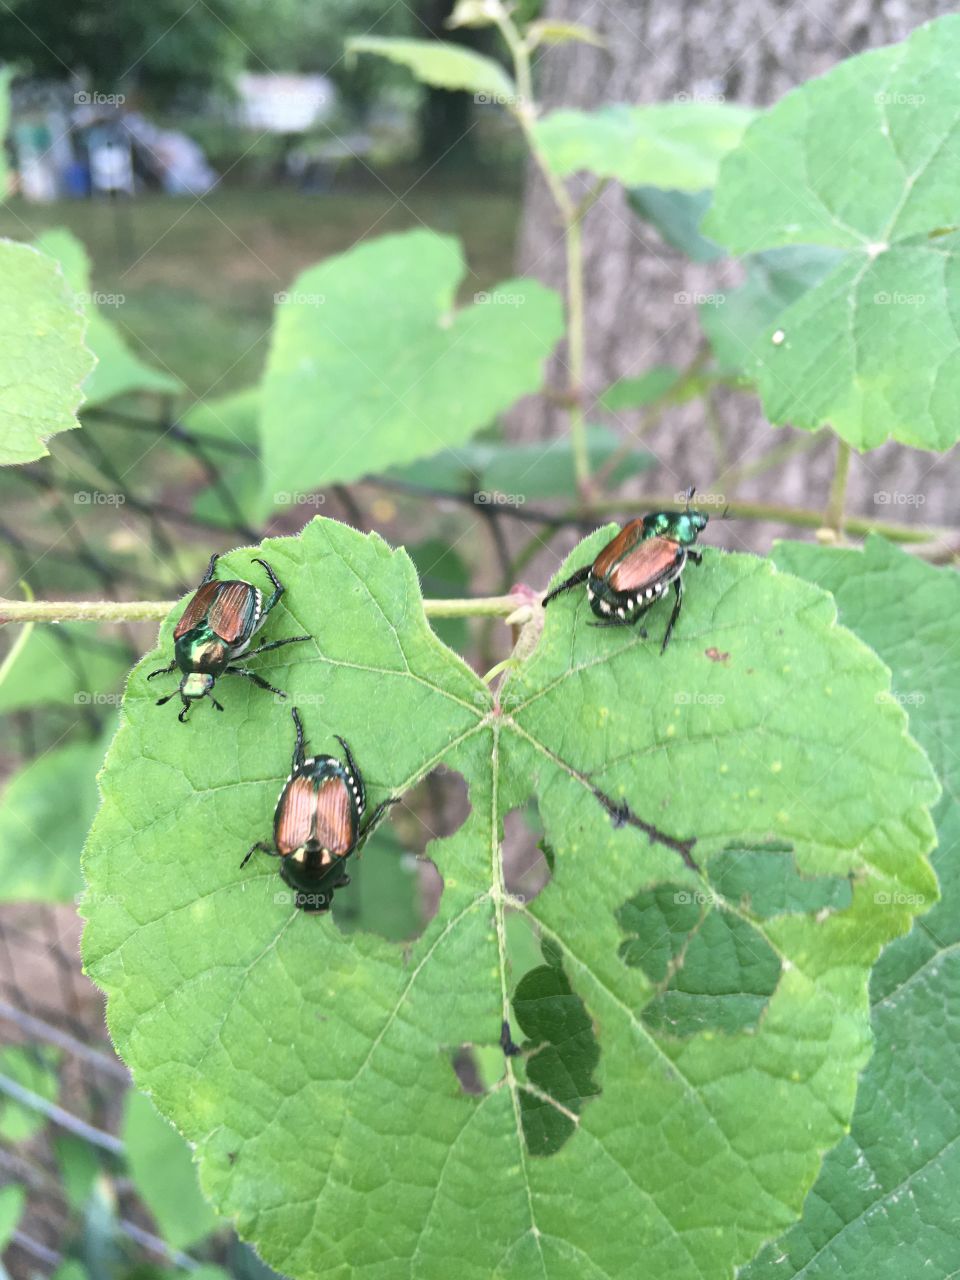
top-left (181, 671), bottom-right (214, 699)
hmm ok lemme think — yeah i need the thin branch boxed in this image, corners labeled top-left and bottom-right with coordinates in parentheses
top-left (0, 594), bottom-right (531, 626)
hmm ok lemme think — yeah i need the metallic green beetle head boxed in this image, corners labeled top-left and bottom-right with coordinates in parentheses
top-left (643, 487), bottom-right (710, 545)
top-left (644, 508), bottom-right (708, 544)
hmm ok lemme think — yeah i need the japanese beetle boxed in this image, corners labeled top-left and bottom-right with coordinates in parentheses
top-left (542, 489), bottom-right (709, 653)
top-left (241, 707), bottom-right (399, 913)
top-left (148, 553), bottom-right (310, 721)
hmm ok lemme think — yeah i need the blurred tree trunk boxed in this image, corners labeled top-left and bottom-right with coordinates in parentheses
top-left (513, 0), bottom-right (957, 535)
top-left (416, 0), bottom-right (478, 169)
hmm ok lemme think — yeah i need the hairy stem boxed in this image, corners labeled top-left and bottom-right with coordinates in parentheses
top-left (497, 4), bottom-right (591, 496)
top-left (0, 594), bottom-right (529, 626)
top-left (824, 438), bottom-right (852, 537)
top-left (588, 494), bottom-right (941, 543)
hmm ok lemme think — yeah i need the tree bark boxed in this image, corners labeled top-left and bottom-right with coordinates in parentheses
top-left (513, 0), bottom-right (958, 537)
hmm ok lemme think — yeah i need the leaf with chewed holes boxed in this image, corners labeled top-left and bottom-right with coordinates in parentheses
top-left (82, 518), bottom-right (937, 1279)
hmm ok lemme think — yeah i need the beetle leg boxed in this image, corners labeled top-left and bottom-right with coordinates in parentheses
top-left (240, 841), bottom-right (278, 869)
top-left (200, 553), bottom-right (220, 585)
top-left (147, 661), bottom-right (178, 680)
top-left (224, 667), bottom-right (286, 697)
top-left (356, 797), bottom-right (402, 852)
top-left (242, 634), bottom-right (311, 660)
top-left (333, 735), bottom-right (366, 812)
top-left (290, 706), bottom-right (306, 770)
top-left (542, 565), bottom-right (590, 607)
top-left (660, 576), bottom-right (684, 654)
top-left (252, 557), bottom-right (285, 616)
top-left (687, 549), bottom-right (703, 566)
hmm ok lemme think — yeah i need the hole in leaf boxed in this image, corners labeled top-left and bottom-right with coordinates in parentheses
top-left (503, 803), bottom-right (552, 907)
top-left (710, 841), bottom-right (853, 918)
top-left (331, 768), bottom-right (468, 942)
top-left (448, 1044), bottom-right (505, 1096)
top-left (511, 942), bottom-right (601, 1157)
top-left (617, 844), bottom-right (853, 1038)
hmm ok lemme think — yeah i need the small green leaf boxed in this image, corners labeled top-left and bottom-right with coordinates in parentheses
top-left (0, 1046), bottom-right (60, 1142)
top-left (123, 1091), bottom-right (218, 1249)
top-left (535, 103), bottom-right (756, 189)
top-left (0, 624), bottom-right (129, 715)
top-left (54, 1134), bottom-right (101, 1211)
top-left (742, 536), bottom-right (960, 1280)
top-left (260, 231), bottom-right (563, 499)
top-left (599, 364), bottom-right (683, 410)
top-left (445, 0), bottom-right (498, 29)
top-left (0, 240), bottom-right (94, 465)
top-left (0, 1184), bottom-right (24, 1251)
top-left (525, 20), bottom-right (605, 49)
top-left (627, 187), bottom-right (724, 262)
top-left (34, 230), bottom-right (180, 406)
top-left (0, 734), bottom-right (109, 903)
top-left (82, 518), bottom-right (939, 1279)
top-left (705, 14), bottom-right (960, 450)
top-left (346, 36), bottom-right (514, 99)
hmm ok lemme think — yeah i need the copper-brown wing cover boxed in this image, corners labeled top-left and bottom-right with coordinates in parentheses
top-left (206, 580), bottom-right (257, 644)
top-left (607, 536), bottom-right (681, 593)
top-left (591, 519), bottom-right (646, 579)
top-left (173, 580), bottom-right (220, 639)
top-left (275, 775), bottom-right (354, 857)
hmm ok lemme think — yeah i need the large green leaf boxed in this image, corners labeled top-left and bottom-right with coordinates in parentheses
top-left (0, 240), bottom-right (94, 464)
top-left (35, 230), bottom-right (180, 406)
top-left (346, 36), bottom-right (514, 99)
top-left (534, 103), bottom-right (756, 189)
top-left (743, 537), bottom-right (960, 1279)
top-left (704, 15), bottom-right (960, 450)
top-left (259, 231), bottom-right (563, 501)
top-left (82, 518), bottom-right (937, 1280)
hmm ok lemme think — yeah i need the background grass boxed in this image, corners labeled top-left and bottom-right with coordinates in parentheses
top-left (0, 187), bottom-right (520, 396)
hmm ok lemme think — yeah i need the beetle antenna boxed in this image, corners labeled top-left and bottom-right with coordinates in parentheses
top-left (211, 697), bottom-right (224, 712)
top-left (684, 486), bottom-right (696, 508)
top-left (155, 693), bottom-right (175, 707)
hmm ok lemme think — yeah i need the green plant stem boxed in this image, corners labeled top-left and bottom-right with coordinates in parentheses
top-left (565, 214), bottom-right (590, 495)
top-left (496, 3), bottom-right (591, 497)
top-left (0, 595), bottom-right (528, 626)
top-left (587, 495), bottom-right (945, 544)
top-left (824, 438), bottom-right (852, 536)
